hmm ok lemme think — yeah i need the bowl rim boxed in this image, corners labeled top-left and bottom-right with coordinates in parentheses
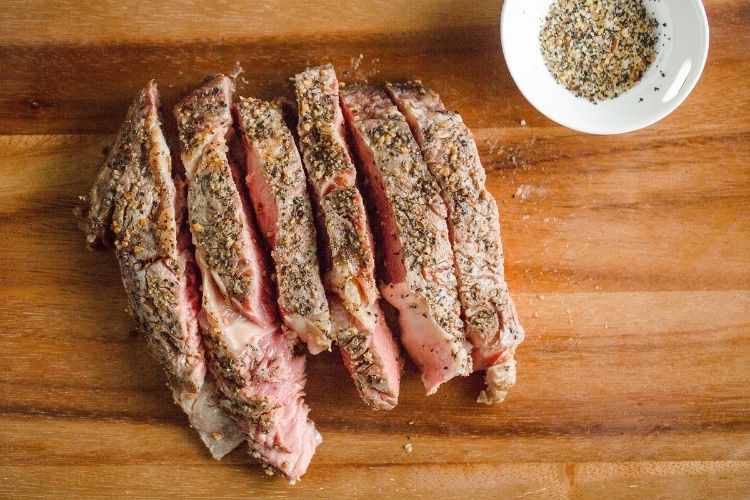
top-left (500, 0), bottom-right (710, 135)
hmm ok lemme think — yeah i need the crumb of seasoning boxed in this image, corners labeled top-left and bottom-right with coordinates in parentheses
top-left (403, 443), bottom-right (414, 453)
top-left (539, 0), bottom-right (659, 103)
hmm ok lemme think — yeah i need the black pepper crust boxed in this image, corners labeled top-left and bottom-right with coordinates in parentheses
top-left (293, 66), bottom-right (379, 306)
top-left (175, 75), bottom-right (264, 308)
top-left (235, 97), bottom-right (332, 350)
top-left (294, 65), bottom-right (357, 190)
top-left (174, 75), bottom-right (234, 169)
top-left (175, 76), bottom-right (319, 480)
top-left (340, 83), bottom-right (471, 376)
top-left (107, 81), bottom-right (206, 405)
top-left (335, 322), bottom-right (395, 406)
top-left (322, 186), bottom-right (370, 274)
top-left (294, 66), bottom-right (402, 407)
top-left (83, 86), bottom-right (154, 248)
top-left (387, 80), bottom-right (525, 404)
top-left (86, 81), bottom-right (246, 459)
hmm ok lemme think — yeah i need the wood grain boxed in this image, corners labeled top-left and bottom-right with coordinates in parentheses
top-left (0, 0), bottom-right (500, 46)
top-left (1, 0), bottom-right (749, 497)
top-left (2, 1), bottom-right (747, 135)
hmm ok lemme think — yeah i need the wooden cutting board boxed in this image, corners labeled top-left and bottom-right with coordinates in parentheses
top-left (1, 1), bottom-right (749, 497)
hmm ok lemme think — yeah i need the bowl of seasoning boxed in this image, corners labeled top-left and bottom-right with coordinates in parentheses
top-left (501, 0), bottom-right (709, 134)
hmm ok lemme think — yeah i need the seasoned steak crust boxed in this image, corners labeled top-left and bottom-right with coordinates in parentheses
top-left (105, 81), bottom-right (243, 458)
top-left (83, 86), bottom-right (156, 248)
top-left (234, 97), bottom-right (333, 354)
top-left (387, 80), bottom-right (524, 404)
top-left (340, 83), bottom-right (472, 395)
top-left (295, 66), bottom-right (402, 409)
top-left (175, 75), bottom-right (320, 482)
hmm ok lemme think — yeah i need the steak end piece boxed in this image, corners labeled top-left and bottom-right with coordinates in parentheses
top-left (82, 85), bottom-right (156, 248)
top-left (294, 65), bottom-right (402, 408)
top-left (340, 83), bottom-right (472, 395)
top-left (98, 81), bottom-right (243, 459)
top-left (386, 80), bottom-right (525, 404)
top-left (234, 97), bottom-right (333, 355)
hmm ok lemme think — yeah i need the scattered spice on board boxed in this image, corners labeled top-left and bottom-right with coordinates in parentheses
top-left (539, 0), bottom-right (659, 102)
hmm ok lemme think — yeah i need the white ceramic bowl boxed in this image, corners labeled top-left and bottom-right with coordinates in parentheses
top-left (501, 0), bottom-right (709, 134)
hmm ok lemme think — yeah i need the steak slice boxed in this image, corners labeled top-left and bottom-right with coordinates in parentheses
top-left (82, 85), bottom-right (154, 248)
top-left (387, 81), bottom-right (525, 404)
top-left (103, 81), bottom-right (242, 458)
top-left (175, 75), bottom-right (320, 482)
top-left (233, 97), bottom-right (332, 355)
top-left (294, 66), bottom-right (402, 409)
top-left (340, 84), bottom-right (472, 395)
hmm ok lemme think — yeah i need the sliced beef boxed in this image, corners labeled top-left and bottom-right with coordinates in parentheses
top-left (175, 76), bottom-right (277, 327)
top-left (330, 298), bottom-right (401, 409)
top-left (294, 66), bottom-right (401, 409)
top-left (101, 81), bottom-right (243, 458)
top-left (175, 75), bottom-right (320, 482)
top-left (340, 84), bottom-right (472, 395)
top-left (387, 81), bottom-right (524, 404)
top-left (234, 97), bottom-right (332, 355)
top-left (82, 85), bottom-right (157, 248)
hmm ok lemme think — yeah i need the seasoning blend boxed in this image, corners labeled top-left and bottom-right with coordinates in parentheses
top-left (539, 0), bottom-right (659, 103)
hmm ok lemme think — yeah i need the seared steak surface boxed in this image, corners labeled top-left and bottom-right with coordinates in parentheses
top-left (340, 83), bottom-right (471, 395)
top-left (175, 75), bottom-right (320, 482)
top-left (387, 81), bottom-right (524, 404)
top-left (234, 97), bottom-right (332, 355)
top-left (90, 81), bottom-right (243, 458)
top-left (295, 66), bottom-right (402, 409)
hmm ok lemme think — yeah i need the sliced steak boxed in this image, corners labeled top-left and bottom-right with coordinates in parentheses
top-left (387, 81), bottom-right (524, 404)
top-left (175, 75), bottom-right (320, 482)
top-left (294, 66), bottom-right (401, 409)
top-left (82, 86), bottom-right (157, 248)
top-left (234, 97), bottom-right (332, 355)
top-left (103, 81), bottom-right (243, 458)
top-left (330, 298), bottom-right (401, 409)
top-left (175, 76), bottom-right (277, 327)
top-left (340, 83), bottom-right (472, 395)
